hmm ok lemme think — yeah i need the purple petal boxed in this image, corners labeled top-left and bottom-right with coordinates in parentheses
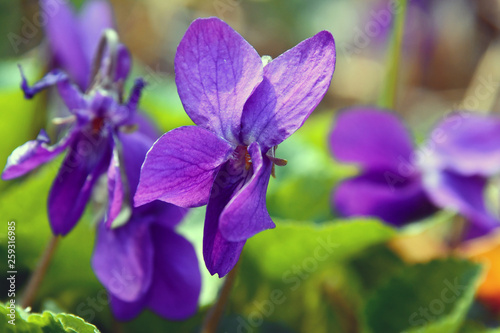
top-left (78, 0), bottom-right (114, 67)
top-left (333, 171), bottom-right (437, 225)
top-left (130, 112), bottom-right (160, 141)
top-left (431, 112), bottom-right (500, 176)
top-left (20, 68), bottom-right (87, 115)
top-left (41, 0), bottom-right (89, 88)
top-left (203, 162), bottom-right (246, 277)
top-left (146, 225), bottom-right (201, 320)
top-left (135, 126), bottom-right (235, 208)
top-left (116, 130), bottom-right (188, 229)
top-left (118, 131), bottom-right (154, 193)
top-left (92, 217), bottom-right (154, 303)
top-left (2, 129), bottom-right (73, 180)
top-left (330, 108), bottom-right (415, 171)
top-left (114, 45), bottom-right (132, 83)
top-left (422, 169), bottom-right (500, 239)
top-left (49, 132), bottom-right (112, 235)
top-left (175, 17), bottom-right (263, 142)
top-left (105, 146), bottom-right (127, 228)
top-left (219, 142), bottom-right (274, 242)
top-left (241, 31), bottom-right (336, 149)
top-left (109, 293), bottom-right (146, 321)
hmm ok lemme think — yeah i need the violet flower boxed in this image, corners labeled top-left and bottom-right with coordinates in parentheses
top-left (134, 17), bottom-right (336, 277)
top-left (330, 107), bottom-right (500, 240)
top-left (91, 130), bottom-right (201, 321)
top-left (41, 0), bottom-right (114, 89)
top-left (2, 30), bottom-right (146, 236)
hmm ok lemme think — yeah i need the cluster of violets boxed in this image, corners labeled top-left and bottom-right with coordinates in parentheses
top-left (4, 0), bottom-right (499, 324)
top-left (1, 0), bottom-right (336, 321)
top-left (330, 108), bottom-right (500, 240)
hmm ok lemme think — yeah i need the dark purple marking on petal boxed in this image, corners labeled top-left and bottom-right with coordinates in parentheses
top-left (175, 17), bottom-right (263, 142)
top-left (241, 30), bottom-right (336, 150)
top-left (134, 126), bottom-right (234, 208)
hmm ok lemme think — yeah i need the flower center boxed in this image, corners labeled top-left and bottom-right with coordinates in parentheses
top-left (233, 145), bottom-right (252, 170)
top-left (92, 116), bottom-right (105, 134)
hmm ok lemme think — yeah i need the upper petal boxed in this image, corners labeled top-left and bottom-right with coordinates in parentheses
top-left (92, 216), bottom-right (154, 304)
top-left (78, 0), bottom-right (115, 66)
top-left (241, 31), bottom-right (336, 150)
top-left (2, 129), bottom-right (73, 180)
top-left (146, 225), bottom-right (201, 320)
top-left (330, 107), bottom-right (415, 171)
top-left (134, 126), bottom-right (235, 208)
top-left (219, 142), bottom-right (275, 242)
top-left (49, 132), bottom-right (112, 235)
top-left (41, 0), bottom-right (89, 88)
top-left (175, 17), bottom-right (263, 142)
top-left (422, 169), bottom-right (500, 240)
top-left (203, 161), bottom-right (246, 277)
top-left (333, 171), bottom-right (437, 226)
top-left (430, 112), bottom-right (500, 176)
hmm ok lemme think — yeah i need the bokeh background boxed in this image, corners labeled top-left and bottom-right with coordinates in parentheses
top-left (1, 0), bottom-right (500, 332)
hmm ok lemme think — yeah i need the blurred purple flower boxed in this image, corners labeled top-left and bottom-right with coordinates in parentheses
top-left (330, 107), bottom-right (500, 240)
top-left (2, 30), bottom-right (147, 236)
top-left (41, 0), bottom-right (114, 89)
top-left (91, 131), bottom-right (200, 321)
top-left (134, 17), bottom-right (336, 277)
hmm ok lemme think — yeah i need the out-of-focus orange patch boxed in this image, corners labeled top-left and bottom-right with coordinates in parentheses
top-left (458, 231), bottom-right (500, 313)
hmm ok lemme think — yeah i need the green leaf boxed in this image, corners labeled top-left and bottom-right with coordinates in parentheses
top-left (243, 219), bottom-right (395, 279)
top-left (362, 259), bottom-right (483, 333)
top-left (230, 219), bottom-right (396, 333)
top-left (0, 303), bottom-right (100, 333)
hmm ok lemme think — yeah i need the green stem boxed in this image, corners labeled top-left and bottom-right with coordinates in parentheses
top-left (201, 263), bottom-right (240, 333)
top-left (21, 235), bottom-right (60, 308)
top-left (377, 0), bottom-right (408, 109)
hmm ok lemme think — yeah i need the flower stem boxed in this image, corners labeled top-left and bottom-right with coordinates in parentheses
top-left (201, 263), bottom-right (240, 333)
top-left (21, 235), bottom-right (60, 308)
top-left (377, 0), bottom-right (408, 109)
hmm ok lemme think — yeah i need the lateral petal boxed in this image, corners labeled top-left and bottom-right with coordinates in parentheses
top-left (135, 126), bottom-right (234, 208)
top-left (2, 129), bottom-right (73, 180)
